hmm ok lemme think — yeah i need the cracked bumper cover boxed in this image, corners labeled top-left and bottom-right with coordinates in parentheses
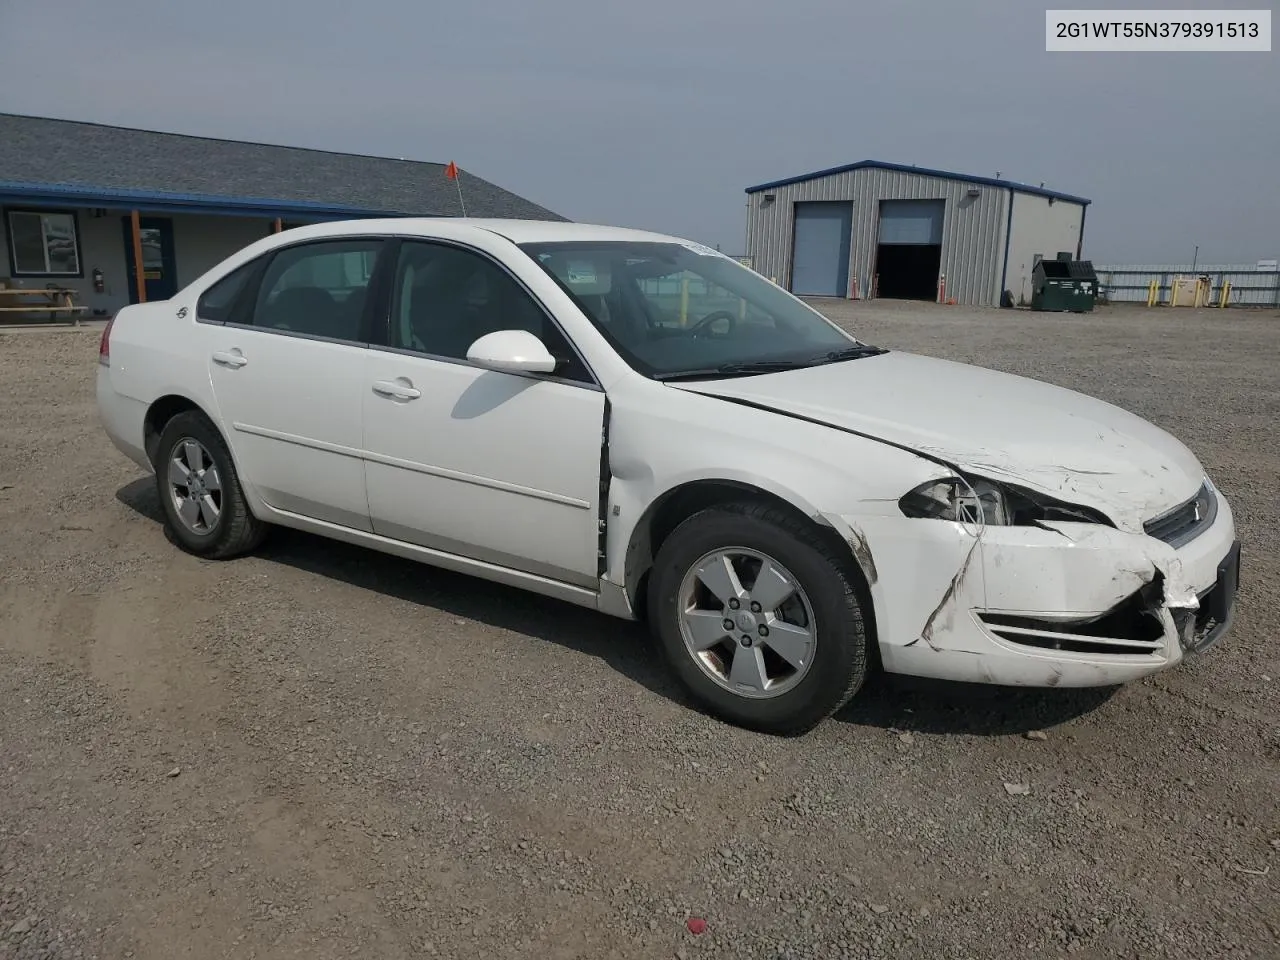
top-left (824, 490), bottom-right (1239, 688)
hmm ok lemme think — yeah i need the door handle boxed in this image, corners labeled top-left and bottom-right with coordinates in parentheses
top-left (212, 350), bottom-right (248, 368)
top-left (372, 379), bottom-right (421, 400)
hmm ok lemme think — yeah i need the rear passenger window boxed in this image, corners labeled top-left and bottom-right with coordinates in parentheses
top-left (250, 240), bottom-right (383, 342)
top-left (196, 261), bottom-right (256, 323)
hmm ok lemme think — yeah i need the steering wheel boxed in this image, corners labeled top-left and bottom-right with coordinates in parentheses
top-left (687, 309), bottom-right (737, 338)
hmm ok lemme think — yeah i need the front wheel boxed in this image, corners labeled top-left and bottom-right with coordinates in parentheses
top-left (154, 410), bottom-right (267, 559)
top-left (647, 501), bottom-right (871, 735)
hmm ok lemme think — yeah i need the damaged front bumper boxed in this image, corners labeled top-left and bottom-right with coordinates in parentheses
top-left (824, 486), bottom-right (1241, 689)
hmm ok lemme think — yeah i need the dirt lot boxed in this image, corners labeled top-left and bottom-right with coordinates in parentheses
top-left (2, 301), bottom-right (1277, 960)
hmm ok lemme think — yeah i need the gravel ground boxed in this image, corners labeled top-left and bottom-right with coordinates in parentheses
top-left (1, 301), bottom-right (1277, 960)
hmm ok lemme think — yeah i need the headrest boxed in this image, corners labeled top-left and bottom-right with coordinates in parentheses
top-left (274, 285), bottom-right (335, 307)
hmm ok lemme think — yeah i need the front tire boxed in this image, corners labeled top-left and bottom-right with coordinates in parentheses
top-left (154, 411), bottom-right (267, 559)
top-left (648, 501), bottom-right (871, 735)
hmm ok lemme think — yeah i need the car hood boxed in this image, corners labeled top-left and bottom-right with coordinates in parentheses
top-left (670, 351), bottom-right (1205, 532)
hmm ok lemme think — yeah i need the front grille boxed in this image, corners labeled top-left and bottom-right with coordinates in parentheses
top-left (1144, 481), bottom-right (1216, 548)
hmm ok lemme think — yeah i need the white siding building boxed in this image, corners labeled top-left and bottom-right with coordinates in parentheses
top-left (744, 161), bottom-right (1090, 307)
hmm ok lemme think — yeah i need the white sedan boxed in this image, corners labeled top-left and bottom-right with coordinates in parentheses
top-left (97, 218), bottom-right (1241, 734)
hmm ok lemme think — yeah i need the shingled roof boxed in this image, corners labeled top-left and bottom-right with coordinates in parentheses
top-left (0, 113), bottom-right (567, 221)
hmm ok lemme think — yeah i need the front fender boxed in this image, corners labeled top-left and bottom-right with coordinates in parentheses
top-left (600, 387), bottom-right (947, 608)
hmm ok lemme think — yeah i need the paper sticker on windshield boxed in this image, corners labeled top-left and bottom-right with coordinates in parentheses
top-left (677, 240), bottom-right (723, 258)
top-left (565, 261), bottom-right (597, 286)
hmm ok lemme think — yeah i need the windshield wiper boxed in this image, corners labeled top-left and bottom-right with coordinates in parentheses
top-left (815, 344), bottom-right (889, 363)
top-left (654, 359), bottom-right (814, 382)
top-left (654, 346), bottom-right (887, 382)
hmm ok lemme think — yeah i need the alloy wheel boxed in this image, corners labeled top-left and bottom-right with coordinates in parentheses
top-left (676, 547), bottom-right (817, 699)
top-left (167, 438), bottom-right (222, 534)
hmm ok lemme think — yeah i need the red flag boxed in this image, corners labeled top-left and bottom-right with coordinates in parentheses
top-left (445, 161), bottom-right (459, 180)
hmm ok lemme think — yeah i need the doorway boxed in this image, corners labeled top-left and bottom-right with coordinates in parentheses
top-left (873, 199), bottom-right (944, 301)
top-left (874, 244), bottom-right (942, 300)
top-left (121, 216), bottom-right (178, 302)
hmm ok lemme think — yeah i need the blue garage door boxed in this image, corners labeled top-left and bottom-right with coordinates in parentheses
top-left (790, 202), bottom-right (852, 297)
top-left (877, 199), bottom-right (945, 245)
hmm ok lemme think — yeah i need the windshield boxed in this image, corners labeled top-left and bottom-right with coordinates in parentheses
top-left (520, 240), bottom-right (880, 379)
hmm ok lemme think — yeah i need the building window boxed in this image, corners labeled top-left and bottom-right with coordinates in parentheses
top-left (5, 210), bottom-right (82, 277)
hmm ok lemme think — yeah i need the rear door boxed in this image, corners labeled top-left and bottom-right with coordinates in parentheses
top-left (201, 236), bottom-right (387, 531)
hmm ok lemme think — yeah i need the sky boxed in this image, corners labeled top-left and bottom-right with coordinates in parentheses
top-left (0, 0), bottom-right (1275, 263)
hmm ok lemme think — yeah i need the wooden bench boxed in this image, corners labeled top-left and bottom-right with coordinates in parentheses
top-left (0, 285), bottom-right (89, 326)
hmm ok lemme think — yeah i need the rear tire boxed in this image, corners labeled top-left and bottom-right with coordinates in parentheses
top-left (647, 500), bottom-right (870, 735)
top-left (154, 411), bottom-right (267, 559)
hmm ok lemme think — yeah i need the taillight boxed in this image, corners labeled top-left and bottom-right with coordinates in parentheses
top-left (98, 317), bottom-right (114, 366)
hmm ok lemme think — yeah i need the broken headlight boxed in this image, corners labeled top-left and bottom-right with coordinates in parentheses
top-left (899, 478), bottom-right (1011, 525)
top-left (899, 476), bottom-right (1114, 527)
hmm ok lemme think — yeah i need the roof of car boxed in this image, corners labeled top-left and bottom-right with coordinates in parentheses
top-left (465, 219), bottom-right (692, 245)
top-left (272, 217), bottom-right (694, 246)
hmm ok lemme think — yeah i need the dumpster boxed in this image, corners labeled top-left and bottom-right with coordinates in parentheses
top-left (1030, 253), bottom-right (1098, 313)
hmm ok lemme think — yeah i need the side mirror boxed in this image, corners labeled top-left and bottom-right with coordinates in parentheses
top-left (465, 329), bottom-right (557, 375)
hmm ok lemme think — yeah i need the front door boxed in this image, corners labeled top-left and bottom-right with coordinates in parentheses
top-left (122, 216), bottom-right (179, 302)
top-left (362, 238), bottom-right (605, 587)
top-left (201, 236), bottom-right (387, 531)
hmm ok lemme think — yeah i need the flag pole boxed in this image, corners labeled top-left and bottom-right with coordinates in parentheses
top-left (454, 171), bottom-right (467, 217)
top-left (446, 161), bottom-right (467, 217)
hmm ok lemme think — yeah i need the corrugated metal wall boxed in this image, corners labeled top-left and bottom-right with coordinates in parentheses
top-left (1094, 263), bottom-right (1280, 307)
top-left (745, 168), bottom-right (1014, 305)
top-left (745, 171), bottom-right (859, 289)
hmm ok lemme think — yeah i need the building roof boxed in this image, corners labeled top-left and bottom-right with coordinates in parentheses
top-left (744, 160), bottom-right (1090, 205)
top-left (0, 113), bottom-right (567, 221)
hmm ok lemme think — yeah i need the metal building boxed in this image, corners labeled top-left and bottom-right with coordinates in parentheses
top-left (744, 161), bottom-right (1090, 306)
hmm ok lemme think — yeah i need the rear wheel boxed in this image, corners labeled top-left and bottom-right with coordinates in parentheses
top-left (154, 410), bottom-right (267, 559)
top-left (648, 500), bottom-right (871, 735)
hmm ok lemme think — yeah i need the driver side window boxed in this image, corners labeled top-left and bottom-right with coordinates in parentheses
top-left (389, 241), bottom-right (592, 383)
